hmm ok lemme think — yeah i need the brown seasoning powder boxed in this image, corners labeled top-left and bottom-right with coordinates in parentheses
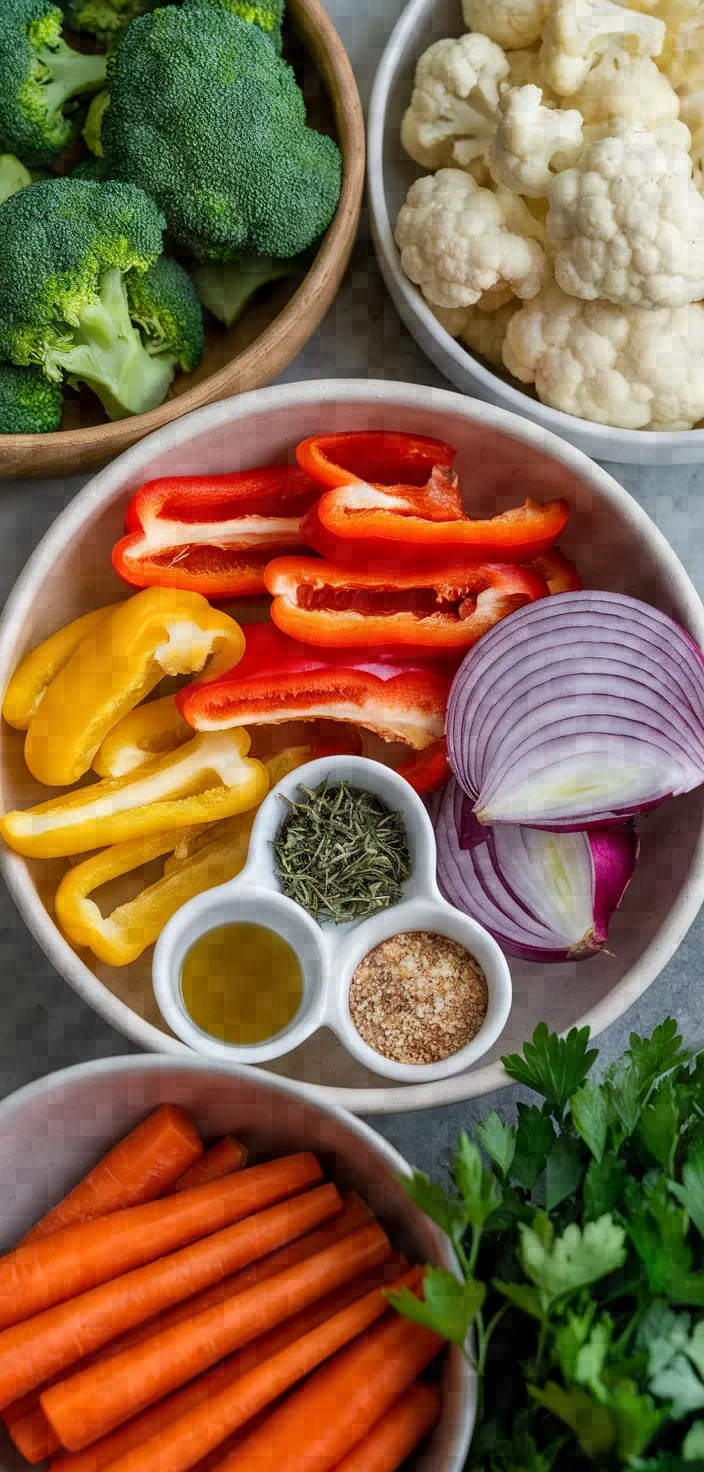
top-left (349, 931), bottom-right (488, 1065)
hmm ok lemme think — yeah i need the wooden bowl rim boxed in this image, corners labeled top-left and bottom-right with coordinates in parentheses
top-left (0, 0), bottom-right (365, 476)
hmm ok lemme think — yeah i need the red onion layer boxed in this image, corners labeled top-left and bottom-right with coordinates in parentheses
top-left (446, 591), bottom-right (704, 828)
top-left (434, 780), bottom-right (638, 962)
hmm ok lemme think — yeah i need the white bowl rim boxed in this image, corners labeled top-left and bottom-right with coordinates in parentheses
top-left (366, 0), bottom-right (704, 464)
top-left (1, 377), bottom-right (703, 1112)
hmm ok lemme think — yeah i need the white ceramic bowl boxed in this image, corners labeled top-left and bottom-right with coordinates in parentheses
top-left (0, 1053), bottom-right (475, 1472)
top-left (367, 0), bottom-right (704, 466)
top-left (153, 754), bottom-right (512, 1082)
top-left (1, 379), bottom-right (703, 1114)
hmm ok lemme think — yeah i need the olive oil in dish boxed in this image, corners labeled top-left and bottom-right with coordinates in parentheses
top-left (181, 922), bottom-right (303, 1044)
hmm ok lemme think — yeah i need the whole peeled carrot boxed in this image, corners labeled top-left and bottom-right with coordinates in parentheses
top-left (207, 1308), bottom-right (444, 1472)
top-left (0, 1152), bottom-right (321, 1333)
top-left (165, 1138), bottom-right (248, 1195)
top-left (57, 1266), bottom-right (422, 1472)
top-left (41, 1222), bottom-right (392, 1452)
top-left (329, 1383), bottom-right (441, 1472)
top-left (5, 1401), bottom-right (59, 1464)
top-left (47, 1256), bottom-right (410, 1472)
top-left (18, 1105), bottom-right (203, 1247)
top-left (0, 1180), bottom-right (338, 1410)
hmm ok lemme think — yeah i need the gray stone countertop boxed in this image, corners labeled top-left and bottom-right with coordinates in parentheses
top-left (0, 0), bottom-right (702, 1174)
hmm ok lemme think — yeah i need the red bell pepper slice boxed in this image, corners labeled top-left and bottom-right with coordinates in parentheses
top-left (527, 547), bottom-right (582, 595)
top-left (264, 555), bottom-right (549, 652)
top-left (112, 467), bottom-right (319, 599)
top-left (178, 622), bottom-right (453, 750)
top-left (297, 430), bottom-right (569, 570)
top-left (396, 739), bottom-right (451, 796)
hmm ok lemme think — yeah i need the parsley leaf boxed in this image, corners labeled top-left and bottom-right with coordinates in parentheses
top-left (387, 1265), bottom-right (485, 1347)
top-left (400, 1169), bottom-right (468, 1254)
top-left (518, 1214), bottom-right (627, 1310)
top-left (454, 1131), bottom-right (503, 1230)
top-left (502, 1022), bottom-right (598, 1121)
top-left (683, 1422), bottom-right (704, 1460)
top-left (606, 1019), bottom-right (688, 1135)
top-left (569, 1079), bottom-right (608, 1163)
top-left (476, 1112), bottom-right (516, 1180)
top-left (671, 1142), bottom-right (704, 1242)
top-left (545, 1132), bottom-right (583, 1212)
top-left (638, 1078), bottom-right (681, 1173)
top-left (510, 1103), bottom-right (555, 1192)
top-left (583, 1155), bottom-right (627, 1221)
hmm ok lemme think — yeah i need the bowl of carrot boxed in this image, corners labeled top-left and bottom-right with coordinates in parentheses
top-left (0, 1052), bottom-right (474, 1472)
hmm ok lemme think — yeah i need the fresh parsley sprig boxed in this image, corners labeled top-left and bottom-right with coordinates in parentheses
top-left (390, 1018), bottom-right (704, 1469)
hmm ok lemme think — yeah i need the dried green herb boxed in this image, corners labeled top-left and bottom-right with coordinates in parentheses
top-left (272, 779), bottom-right (412, 924)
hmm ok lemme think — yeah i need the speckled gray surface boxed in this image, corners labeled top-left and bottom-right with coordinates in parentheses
top-left (0, 0), bottom-right (702, 1175)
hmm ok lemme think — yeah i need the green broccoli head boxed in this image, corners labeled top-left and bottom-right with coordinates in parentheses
top-left (0, 153), bottom-right (33, 203)
top-left (102, 5), bottom-right (342, 261)
top-left (127, 255), bottom-right (205, 374)
top-left (60, 0), bottom-right (162, 40)
top-left (186, 0), bottom-right (285, 52)
top-left (0, 177), bottom-right (203, 420)
top-left (0, 0), bottom-right (107, 167)
top-left (0, 362), bottom-right (63, 434)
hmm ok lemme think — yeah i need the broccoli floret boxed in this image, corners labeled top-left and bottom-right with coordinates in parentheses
top-left (127, 255), bottom-right (205, 373)
top-left (82, 87), bottom-right (109, 155)
top-left (0, 362), bottom-right (63, 434)
top-left (60, 0), bottom-right (162, 39)
top-left (102, 5), bottom-right (342, 261)
top-left (187, 0), bottom-right (285, 52)
top-left (192, 255), bottom-right (297, 327)
top-left (0, 0), bottom-right (107, 167)
top-left (0, 153), bottom-right (33, 202)
top-left (71, 155), bottom-right (105, 179)
top-left (0, 176), bottom-right (202, 420)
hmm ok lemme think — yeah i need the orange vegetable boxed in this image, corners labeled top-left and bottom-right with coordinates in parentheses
top-left (41, 1223), bottom-right (392, 1452)
top-left (0, 1152), bottom-right (321, 1337)
top-left (209, 1308), bottom-right (444, 1472)
top-left (18, 1105), bottom-right (203, 1246)
top-left (4, 1401), bottom-right (59, 1463)
top-left (328, 1383), bottom-right (441, 1472)
top-left (59, 1265), bottom-right (420, 1472)
top-left (165, 1137), bottom-right (248, 1194)
top-left (47, 1256), bottom-right (409, 1472)
top-left (0, 1176), bottom-right (335, 1410)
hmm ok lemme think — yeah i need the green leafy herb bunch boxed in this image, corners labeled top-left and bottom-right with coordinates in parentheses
top-left (390, 1019), bottom-right (704, 1470)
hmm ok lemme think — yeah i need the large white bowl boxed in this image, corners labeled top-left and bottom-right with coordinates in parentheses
top-left (367, 0), bottom-right (704, 466)
top-left (0, 1054), bottom-right (475, 1472)
top-left (1, 379), bottom-right (703, 1113)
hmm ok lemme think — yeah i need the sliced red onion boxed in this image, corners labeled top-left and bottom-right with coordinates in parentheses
top-left (447, 591), bottom-right (704, 827)
top-left (434, 780), bottom-right (638, 962)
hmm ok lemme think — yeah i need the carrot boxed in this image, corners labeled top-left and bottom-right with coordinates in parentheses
top-left (0, 1152), bottom-right (321, 1334)
top-left (5, 1401), bottom-right (60, 1463)
top-left (165, 1138), bottom-right (248, 1195)
top-left (18, 1106), bottom-right (203, 1247)
top-left (207, 1309), bottom-right (445, 1472)
top-left (48, 1256), bottom-right (410, 1472)
top-left (0, 1180), bottom-right (338, 1410)
top-left (57, 1266), bottom-right (422, 1472)
top-left (41, 1222), bottom-right (392, 1452)
top-left (328, 1384), bottom-right (442, 1472)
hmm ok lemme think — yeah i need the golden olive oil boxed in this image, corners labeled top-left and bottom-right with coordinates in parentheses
top-left (181, 922), bottom-right (303, 1045)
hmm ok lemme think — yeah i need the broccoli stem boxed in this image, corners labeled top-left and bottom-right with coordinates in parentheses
top-left (37, 40), bottom-right (107, 116)
top-left (192, 256), bottom-right (296, 328)
top-left (0, 154), bottom-right (32, 204)
top-left (47, 266), bottom-right (176, 420)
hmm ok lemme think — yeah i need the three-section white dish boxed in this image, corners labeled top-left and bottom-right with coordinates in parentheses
top-left (153, 754), bottom-right (512, 1082)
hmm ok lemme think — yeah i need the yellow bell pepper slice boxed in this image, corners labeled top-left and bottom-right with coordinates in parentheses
top-left (92, 696), bottom-right (191, 779)
top-left (2, 604), bottom-right (122, 731)
top-left (54, 746), bottom-right (317, 966)
top-left (23, 588), bottom-right (245, 788)
top-left (0, 728), bottom-right (267, 859)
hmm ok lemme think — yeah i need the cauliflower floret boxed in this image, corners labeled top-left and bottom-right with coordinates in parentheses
top-left (547, 126), bottom-right (704, 306)
top-left (579, 115), bottom-right (691, 150)
top-left (400, 34), bottom-right (509, 173)
top-left (540, 0), bottom-right (666, 96)
top-left (462, 0), bottom-right (549, 50)
top-left (657, 0), bottom-right (704, 90)
top-left (503, 279), bottom-right (704, 428)
top-left (503, 46), bottom-right (560, 104)
top-left (488, 85), bottom-right (583, 195)
top-left (571, 46), bottom-right (681, 125)
top-left (461, 298), bottom-right (520, 366)
top-left (395, 169), bottom-right (548, 308)
top-left (678, 80), bottom-right (704, 133)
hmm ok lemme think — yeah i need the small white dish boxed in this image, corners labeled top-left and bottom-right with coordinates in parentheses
top-left (367, 0), bottom-right (704, 466)
top-left (153, 755), bottom-right (513, 1083)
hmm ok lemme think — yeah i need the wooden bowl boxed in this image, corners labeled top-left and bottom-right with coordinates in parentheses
top-left (0, 0), bottom-right (365, 480)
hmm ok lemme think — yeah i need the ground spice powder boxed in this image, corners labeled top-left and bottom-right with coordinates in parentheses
top-left (348, 930), bottom-right (488, 1066)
